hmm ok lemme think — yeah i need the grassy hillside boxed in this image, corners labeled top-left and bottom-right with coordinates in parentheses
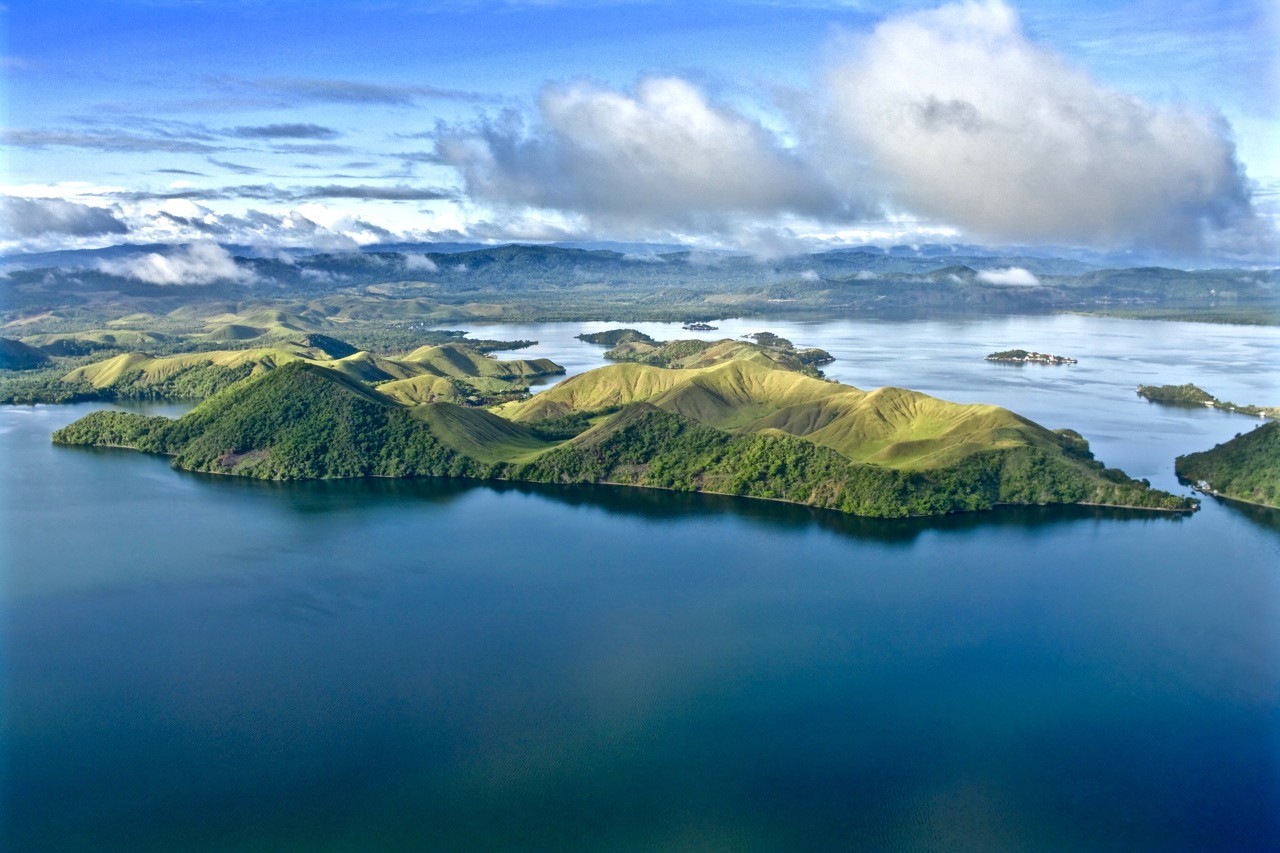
top-left (1176, 422), bottom-right (1280, 507)
top-left (500, 358), bottom-right (1072, 471)
top-left (54, 356), bottom-right (1194, 516)
top-left (46, 339), bottom-right (562, 404)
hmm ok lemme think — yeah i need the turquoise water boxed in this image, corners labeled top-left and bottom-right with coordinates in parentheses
top-left (2, 315), bottom-right (1278, 849)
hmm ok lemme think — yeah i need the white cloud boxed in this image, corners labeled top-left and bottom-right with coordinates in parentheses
top-left (436, 76), bottom-right (849, 227)
top-left (97, 242), bottom-right (255, 285)
top-left (402, 253), bottom-right (438, 272)
top-left (977, 266), bottom-right (1039, 285)
top-left (799, 268), bottom-right (820, 281)
top-left (822, 0), bottom-right (1257, 251)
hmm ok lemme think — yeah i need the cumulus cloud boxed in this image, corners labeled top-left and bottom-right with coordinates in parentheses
top-left (822, 0), bottom-right (1256, 251)
top-left (799, 268), bottom-right (821, 281)
top-left (977, 266), bottom-right (1039, 285)
top-left (436, 76), bottom-right (852, 228)
top-left (0, 196), bottom-right (130, 238)
top-left (97, 242), bottom-right (255, 285)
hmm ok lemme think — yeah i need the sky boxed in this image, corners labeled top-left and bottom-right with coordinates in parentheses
top-left (1, 0), bottom-right (1276, 263)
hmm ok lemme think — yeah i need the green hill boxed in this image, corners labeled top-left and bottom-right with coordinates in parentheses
top-left (499, 358), bottom-right (1070, 471)
top-left (0, 337), bottom-right (52, 370)
top-left (1176, 422), bottom-right (1280, 507)
top-left (54, 355), bottom-right (1194, 517)
top-left (52, 340), bottom-right (563, 403)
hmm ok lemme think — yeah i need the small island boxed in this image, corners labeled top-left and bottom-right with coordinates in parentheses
top-left (575, 329), bottom-right (657, 346)
top-left (986, 349), bottom-right (1077, 365)
top-left (682, 322), bottom-right (718, 331)
top-left (1137, 383), bottom-right (1277, 419)
top-left (595, 329), bottom-right (835, 376)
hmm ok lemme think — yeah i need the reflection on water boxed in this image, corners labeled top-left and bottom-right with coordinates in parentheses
top-left (176, 469), bottom-right (1191, 544)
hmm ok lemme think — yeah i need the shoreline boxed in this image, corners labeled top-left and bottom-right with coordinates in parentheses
top-left (54, 438), bottom-right (1198, 518)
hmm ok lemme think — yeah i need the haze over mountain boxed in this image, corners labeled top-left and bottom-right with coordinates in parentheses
top-left (2, 0), bottom-right (1276, 274)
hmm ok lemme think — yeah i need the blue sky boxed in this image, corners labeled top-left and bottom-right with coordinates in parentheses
top-left (2, 0), bottom-right (1276, 260)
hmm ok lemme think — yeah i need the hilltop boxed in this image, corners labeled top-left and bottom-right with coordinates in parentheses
top-left (54, 349), bottom-right (1194, 517)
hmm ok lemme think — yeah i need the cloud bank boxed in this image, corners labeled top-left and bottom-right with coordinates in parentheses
top-left (823, 0), bottom-right (1253, 252)
top-left (427, 1), bottom-right (1263, 255)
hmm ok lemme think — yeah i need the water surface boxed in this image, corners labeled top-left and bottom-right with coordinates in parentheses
top-left (3, 315), bottom-right (1278, 849)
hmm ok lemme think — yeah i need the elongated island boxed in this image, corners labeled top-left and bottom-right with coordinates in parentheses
top-left (986, 349), bottom-right (1077, 365)
top-left (52, 333), bottom-right (1194, 518)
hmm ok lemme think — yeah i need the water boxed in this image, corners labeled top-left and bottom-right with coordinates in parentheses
top-left (3, 315), bottom-right (1278, 849)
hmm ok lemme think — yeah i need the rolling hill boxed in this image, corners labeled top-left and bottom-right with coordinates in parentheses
top-left (54, 350), bottom-right (1195, 517)
top-left (55, 339), bottom-right (563, 403)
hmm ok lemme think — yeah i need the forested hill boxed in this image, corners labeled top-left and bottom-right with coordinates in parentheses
top-left (1176, 422), bottom-right (1280, 508)
top-left (53, 356), bottom-right (1196, 518)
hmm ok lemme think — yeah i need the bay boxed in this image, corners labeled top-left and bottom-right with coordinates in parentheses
top-left (2, 314), bottom-right (1278, 849)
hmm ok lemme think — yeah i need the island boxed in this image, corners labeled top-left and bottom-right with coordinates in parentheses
top-left (1176, 421), bottom-right (1279, 508)
top-left (53, 341), bottom-right (1195, 518)
top-left (575, 329), bottom-right (657, 346)
top-left (986, 349), bottom-right (1077, 365)
top-left (1137, 383), bottom-right (1278, 419)
top-left (593, 329), bottom-right (836, 377)
top-left (681, 322), bottom-right (718, 331)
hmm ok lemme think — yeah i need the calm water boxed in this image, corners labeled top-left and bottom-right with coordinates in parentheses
top-left (2, 315), bottom-right (1279, 850)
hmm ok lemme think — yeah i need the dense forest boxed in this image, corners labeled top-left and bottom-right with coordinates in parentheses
top-left (1176, 422), bottom-right (1280, 508)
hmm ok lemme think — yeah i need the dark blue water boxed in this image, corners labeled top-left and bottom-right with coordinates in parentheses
top-left (3, 316), bottom-right (1279, 849)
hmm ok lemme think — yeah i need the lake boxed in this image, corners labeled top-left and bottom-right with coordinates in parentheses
top-left (3, 314), bottom-right (1278, 849)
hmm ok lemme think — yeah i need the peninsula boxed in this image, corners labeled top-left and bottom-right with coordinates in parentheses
top-left (1137, 383), bottom-right (1278, 419)
top-left (1176, 421), bottom-right (1280, 508)
top-left (53, 340), bottom-right (1194, 518)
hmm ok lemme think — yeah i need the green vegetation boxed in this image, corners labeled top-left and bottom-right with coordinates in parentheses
top-left (1138, 384), bottom-right (1278, 418)
top-left (1176, 421), bottom-right (1280, 507)
top-left (601, 337), bottom-right (834, 377)
top-left (54, 351), bottom-right (1194, 517)
top-left (0, 338), bottom-right (52, 370)
top-left (986, 349), bottom-right (1077, 364)
top-left (3, 336), bottom-right (563, 406)
top-left (576, 329), bottom-right (656, 346)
